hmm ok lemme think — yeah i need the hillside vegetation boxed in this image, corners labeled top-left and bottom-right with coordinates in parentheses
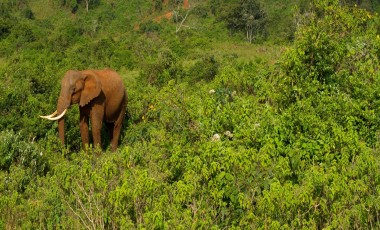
top-left (1, 0), bottom-right (380, 228)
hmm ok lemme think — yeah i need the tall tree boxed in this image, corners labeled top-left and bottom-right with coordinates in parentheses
top-left (226, 0), bottom-right (266, 43)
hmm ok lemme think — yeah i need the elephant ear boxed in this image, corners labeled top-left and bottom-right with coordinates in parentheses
top-left (80, 73), bottom-right (101, 107)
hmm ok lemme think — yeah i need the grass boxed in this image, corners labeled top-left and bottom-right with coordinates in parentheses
top-left (29, 0), bottom-right (66, 20)
top-left (212, 42), bottom-right (286, 64)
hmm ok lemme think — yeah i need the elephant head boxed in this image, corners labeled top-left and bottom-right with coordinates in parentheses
top-left (40, 70), bottom-right (101, 145)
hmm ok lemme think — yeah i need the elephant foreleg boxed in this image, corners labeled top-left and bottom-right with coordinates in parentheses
top-left (91, 116), bottom-right (103, 150)
top-left (79, 112), bottom-right (90, 149)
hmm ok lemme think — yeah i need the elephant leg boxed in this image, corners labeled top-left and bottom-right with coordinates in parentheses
top-left (79, 111), bottom-right (90, 149)
top-left (110, 108), bottom-right (126, 151)
top-left (91, 118), bottom-right (103, 150)
top-left (90, 104), bottom-right (105, 150)
top-left (111, 122), bottom-right (121, 151)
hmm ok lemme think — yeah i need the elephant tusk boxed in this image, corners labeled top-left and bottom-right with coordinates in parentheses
top-left (40, 110), bottom-right (58, 119)
top-left (46, 109), bottom-right (67, 121)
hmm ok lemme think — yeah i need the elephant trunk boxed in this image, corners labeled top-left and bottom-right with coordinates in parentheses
top-left (56, 95), bottom-right (71, 145)
top-left (58, 115), bottom-right (65, 145)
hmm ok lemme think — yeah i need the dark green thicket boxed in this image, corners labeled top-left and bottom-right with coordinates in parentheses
top-left (1, 0), bottom-right (380, 228)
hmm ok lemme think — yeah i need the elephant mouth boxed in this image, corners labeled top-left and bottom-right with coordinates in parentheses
top-left (40, 109), bottom-right (67, 121)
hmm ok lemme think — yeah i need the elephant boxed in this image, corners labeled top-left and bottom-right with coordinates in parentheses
top-left (40, 69), bottom-right (127, 151)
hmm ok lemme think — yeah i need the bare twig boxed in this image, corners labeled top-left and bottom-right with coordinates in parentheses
top-left (72, 182), bottom-right (97, 230)
top-left (64, 198), bottom-right (92, 230)
top-left (175, 7), bottom-right (190, 34)
top-left (74, 180), bottom-right (105, 229)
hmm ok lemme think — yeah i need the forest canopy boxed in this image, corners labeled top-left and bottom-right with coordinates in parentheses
top-left (1, 0), bottom-right (380, 229)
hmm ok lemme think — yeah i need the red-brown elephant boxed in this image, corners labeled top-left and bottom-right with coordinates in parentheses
top-left (41, 69), bottom-right (127, 151)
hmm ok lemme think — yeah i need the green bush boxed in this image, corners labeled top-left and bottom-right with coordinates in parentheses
top-left (193, 4), bottom-right (209, 18)
top-left (2, 0), bottom-right (380, 228)
top-left (140, 20), bottom-right (162, 33)
top-left (140, 48), bottom-right (182, 86)
top-left (188, 55), bottom-right (219, 82)
top-left (224, 0), bottom-right (267, 43)
top-left (0, 130), bottom-right (48, 189)
top-left (276, 0), bottom-right (380, 145)
top-left (279, 0), bottom-right (380, 102)
top-left (0, 17), bottom-right (12, 40)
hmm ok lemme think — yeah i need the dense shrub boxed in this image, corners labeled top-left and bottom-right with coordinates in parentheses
top-left (255, 1), bottom-right (380, 227)
top-left (140, 48), bottom-right (182, 86)
top-left (188, 55), bottom-right (219, 82)
top-left (222, 0), bottom-right (267, 43)
top-left (2, 0), bottom-right (380, 229)
top-left (0, 130), bottom-right (48, 189)
top-left (277, 0), bottom-right (380, 145)
top-left (0, 18), bottom-right (12, 40)
top-left (140, 20), bottom-right (162, 33)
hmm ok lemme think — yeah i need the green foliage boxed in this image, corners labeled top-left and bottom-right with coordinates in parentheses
top-left (192, 3), bottom-right (209, 18)
top-left (228, 0), bottom-right (267, 42)
top-left (53, 0), bottom-right (101, 13)
top-left (214, 0), bottom-right (267, 43)
top-left (0, 17), bottom-right (12, 39)
top-left (254, 1), bottom-right (380, 227)
top-left (140, 48), bottom-right (182, 86)
top-left (140, 20), bottom-right (162, 33)
top-left (0, 129), bottom-right (49, 214)
top-left (170, 0), bottom-right (184, 7)
top-left (281, 0), bottom-right (379, 88)
top-left (154, 0), bottom-right (163, 12)
top-left (188, 55), bottom-right (219, 82)
top-left (277, 0), bottom-right (380, 146)
top-left (0, 130), bottom-right (47, 173)
top-left (2, 0), bottom-right (380, 229)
